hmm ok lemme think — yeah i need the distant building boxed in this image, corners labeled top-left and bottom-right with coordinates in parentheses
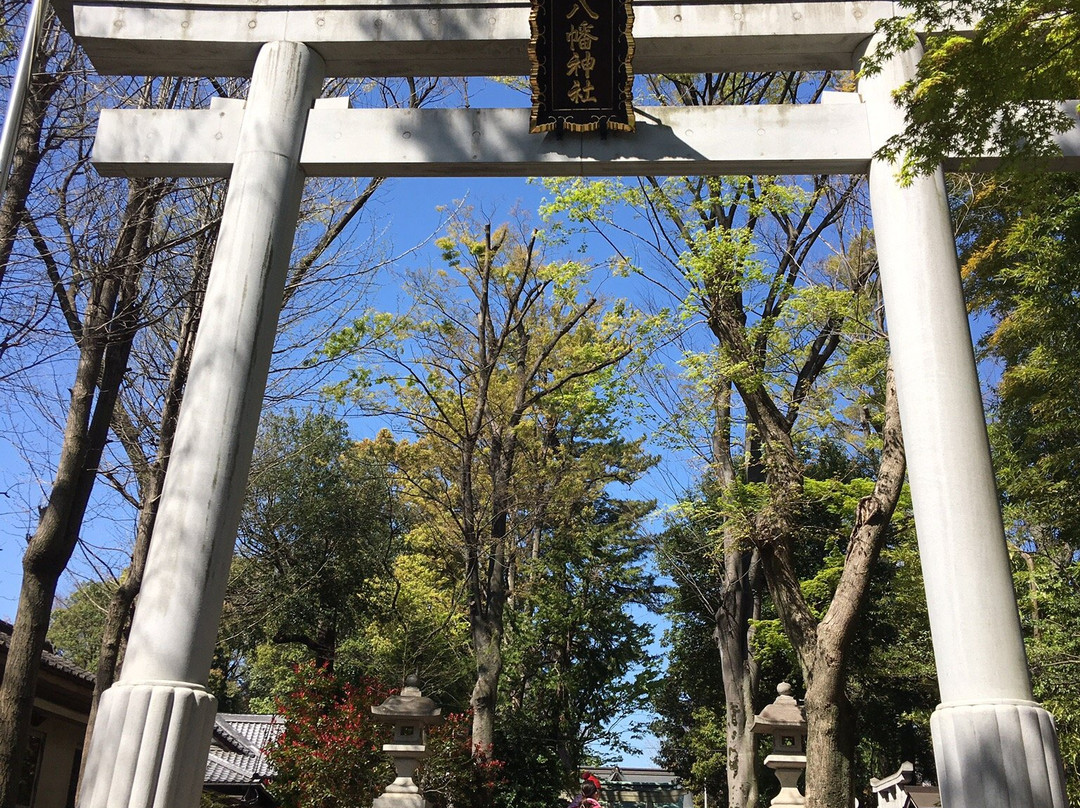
top-left (0, 622), bottom-right (285, 808)
top-left (204, 713), bottom-right (283, 806)
top-left (587, 766), bottom-right (694, 808)
top-left (870, 762), bottom-right (941, 808)
top-left (0, 620), bottom-right (93, 808)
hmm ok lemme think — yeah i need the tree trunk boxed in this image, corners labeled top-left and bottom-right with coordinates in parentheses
top-left (802, 368), bottom-right (905, 808)
top-left (0, 287), bottom-right (123, 808)
top-left (715, 544), bottom-right (761, 808)
top-left (470, 435), bottom-right (511, 754)
top-left (803, 667), bottom-right (855, 808)
top-left (0, 180), bottom-right (160, 808)
top-left (470, 614), bottom-right (503, 755)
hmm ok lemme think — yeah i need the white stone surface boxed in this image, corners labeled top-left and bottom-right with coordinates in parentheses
top-left (93, 103), bottom-right (873, 178)
top-left (77, 40), bottom-right (324, 808)
top-left (120, 38), bottom-right (324, 687)
top-left (78, 682), bottom-right (217, 808)
top-left (932, 702), bottom-right (1066, 808)
top-left (762, 758), bottom-right (806, 807)
top-left (373, 794), bottom-right (427, 808)
top-left (92, 102), bottom-right (1080, 179)
top-left (57, 1), bottom-right (910, 77)
top-left (857, 34), bottom-right (1067, 808)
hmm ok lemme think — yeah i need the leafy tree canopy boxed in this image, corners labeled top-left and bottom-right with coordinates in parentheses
top-left (867, 0), bottom-right (1080, 178)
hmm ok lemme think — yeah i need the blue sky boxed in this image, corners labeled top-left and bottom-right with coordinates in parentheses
top-left (0, 157), bottom-right (675, 766)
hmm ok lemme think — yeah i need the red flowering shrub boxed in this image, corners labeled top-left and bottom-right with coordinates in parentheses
top-left (417, 712), bottom-right (506, 808)
top-left (269, 666), bottom-right (504, 808)
top-left (268, 664), bottom-right (395, 808)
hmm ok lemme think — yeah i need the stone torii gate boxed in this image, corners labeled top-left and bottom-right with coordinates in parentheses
top-left (47, 1), bottom-right (1076, 806)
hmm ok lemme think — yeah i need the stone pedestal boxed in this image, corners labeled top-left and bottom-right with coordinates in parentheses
top-left (857, 34), bottom-right (1067, 808)
top-left (932, 701), bottom-right (1066, 808)
top-left (373, 794), bottom-right (427, 808)
top-left (78, 683), bottom-right (217, 808)
top-left (763, 755), bottom-right (806, 807)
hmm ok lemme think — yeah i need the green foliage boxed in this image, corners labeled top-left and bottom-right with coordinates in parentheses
top-left (47, 577), bottom-right (117, 671)
top-left (960, 175), bottom-right (1080, 542)
top-left (490, 711), bottom-right (567, 808)
top-left (229, 410), bottom-right (404, 672)
top-left (503, 489), bottom-right (659, 766)
top-left (246, 643), bottom-right (313, 714)
top-left (419, 712), bottom-right (506, 808)
top-left (1015, 554), bottom-right (1080, 803)
top-left (868, 0), bottom-right (1080, 178)
top-left (200, 792), bottom-right (240, 808)
top-left (341, 535), bottom-right (475, 708)
top-left (649, 499), bottom-right (730, 788)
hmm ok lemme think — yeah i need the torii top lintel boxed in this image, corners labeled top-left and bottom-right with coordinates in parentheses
top-left (54, 0), bottom-right (923, 78)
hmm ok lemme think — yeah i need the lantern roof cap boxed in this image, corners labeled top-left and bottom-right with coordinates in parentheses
top-left (371, 675), bottom-right (442, 722)
top-left (751, 682), bottom-right (806, 734)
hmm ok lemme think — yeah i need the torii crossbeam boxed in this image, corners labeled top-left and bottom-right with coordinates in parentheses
top-left (50, 2), bottom-right (1073, 806)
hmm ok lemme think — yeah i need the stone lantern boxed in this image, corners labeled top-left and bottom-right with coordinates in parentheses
top-left (371, 675), bottom-right (443, 808)
top-left (751, 682), bottom-right (808, 807)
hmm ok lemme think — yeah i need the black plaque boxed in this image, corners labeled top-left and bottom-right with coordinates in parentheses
top-left (529, 0), bottom-right (635, 133)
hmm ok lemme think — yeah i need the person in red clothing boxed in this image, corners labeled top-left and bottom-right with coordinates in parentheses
top-left (569, 773), bottom-right (602, 808)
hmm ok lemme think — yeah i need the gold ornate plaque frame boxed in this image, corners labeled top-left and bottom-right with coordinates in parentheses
top-left (529, 0), bottom-right (635, 133)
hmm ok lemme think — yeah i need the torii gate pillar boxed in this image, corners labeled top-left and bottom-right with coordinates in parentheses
top-left (860, 35), bottom-right (1066, 808)
top-left (51, 3), bottom-right (1076, 807)
top-left (77, 39), bottom-right (324, 808)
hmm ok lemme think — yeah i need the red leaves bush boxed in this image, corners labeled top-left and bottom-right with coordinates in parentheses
top-left (268, 664), bottom-right (394, 808)
top-left (269, 664), bottom-right (505, 808)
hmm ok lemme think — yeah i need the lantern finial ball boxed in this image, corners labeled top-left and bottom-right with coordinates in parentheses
top-left (777, 682), bottom-right (792, 697)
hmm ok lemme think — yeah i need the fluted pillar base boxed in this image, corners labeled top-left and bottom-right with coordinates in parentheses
top-left (932, 700), bottom-right (1066, 808)
top-left (78, 681), bottom-right (217, 808)
top-left (373, 794), bottom-right (427, 808)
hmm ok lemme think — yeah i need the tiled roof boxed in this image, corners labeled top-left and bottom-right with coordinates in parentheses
top-left (0, 620), bottom-right (95, 685)
top-left (205, 713), bottom-right (283, 787)
top-left (213, 716), bottom-right (255, 755)
top-left (218, 713), bottom-right (283, 754)
top-left (580, 768), bottom-right (691, 808)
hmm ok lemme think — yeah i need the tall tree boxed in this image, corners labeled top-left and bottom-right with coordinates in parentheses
top-left (0, 173), bottom-right (170, 807)
top-left (230, 410), bottom-right (402, 670)
top-left (323, 215), bottom-right (643, 755)
top-left (500, 400), bottom-right (658, 779)
top-left (546, 75), bottom-right (905, 802)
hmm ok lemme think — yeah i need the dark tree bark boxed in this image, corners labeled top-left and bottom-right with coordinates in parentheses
top-left (0, 179), bottom-right (165, 808)
top-left (0, 14), bottom-right (67, 291)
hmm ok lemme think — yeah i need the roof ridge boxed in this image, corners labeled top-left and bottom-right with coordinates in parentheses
top-left (218, 712), bottom-right (280, 723)
top-left (206, 751), bottom-right (262, 780)
top-left (213, 717), bottom-right (256, 756)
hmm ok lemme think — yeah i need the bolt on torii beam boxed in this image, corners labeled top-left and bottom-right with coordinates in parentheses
top-left (49, 1), bottom-right (1075, 806)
